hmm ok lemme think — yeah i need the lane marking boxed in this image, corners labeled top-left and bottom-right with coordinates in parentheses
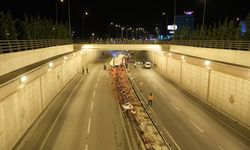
top-left (95, 83), bottom-right (98, 89)
top-left (97, 77), bottom-right (100, 82)
top-left (164, 129), bottom-right (182, 150)
top-left (39, 75), bottom-right (85, 150)
top-left (93, 91), bottom-right (96, 98)
top-left (188, 119), bottom-right (204, 133)
top-left (218, 145), bottom-right (224, 150)
top-left (90, 101), bottom-right (94, 112)
top-left (87, 117), bottom-right (91, 134)
top-left (160, 91), bottom-right (165, 97)
top-left (85, 144), bottom-right (88, 150)
top-left (171, 102), bottom-right (181, 111)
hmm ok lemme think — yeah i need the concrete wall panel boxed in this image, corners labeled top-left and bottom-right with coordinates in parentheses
top-left (209, 71), bottom-right (250, 125)
top-left (0, 45), bottom-right (73, 76)
top-left (170, 45), bottom-right (250, 67)
top-left (166, 58), bottom-right (181, 84)
top-left (181, 63), bottom-right (209, 100)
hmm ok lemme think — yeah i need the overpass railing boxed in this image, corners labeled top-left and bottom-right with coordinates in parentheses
top-left (0, 39), bottom-right (72, 54)
top-left (171, 40), bottom-right (250, 51)
top-left (76, 39), bottom-right (250, 51)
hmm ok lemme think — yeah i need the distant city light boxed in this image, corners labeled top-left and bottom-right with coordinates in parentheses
top-left (184, 11), bottom-right (194, 15)
top-left (167, 25), bottom-right (178, 30)
top-left (169, 31), bottom-right (174, 34)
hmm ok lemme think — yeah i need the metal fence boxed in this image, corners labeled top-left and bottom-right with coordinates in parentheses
top-left (0, 39), bottom-right (72, 54)
top-left (171, 40), bottom-right (250, 51)
top-left (1, 39), bottom-right (249, 53)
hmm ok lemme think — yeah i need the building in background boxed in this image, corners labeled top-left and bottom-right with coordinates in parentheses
top-left (176, 11), bottom-right (194, 31)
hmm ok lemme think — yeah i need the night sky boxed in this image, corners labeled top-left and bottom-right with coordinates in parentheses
top-left (0, 0), bottom-right (249, 38)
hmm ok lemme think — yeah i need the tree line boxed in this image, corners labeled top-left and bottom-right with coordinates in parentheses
top-left (0, 11), bottom-right (70, 40)
top-left (174, 12), bottom-right (250, 41)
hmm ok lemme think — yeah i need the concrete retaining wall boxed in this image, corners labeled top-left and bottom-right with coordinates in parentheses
top-left (0, 49), bottom-right (99, 150)
top-left (147, 48), bottom-right (250, 128)
top-left (0, 44), bottom-right (74, 76)
top-left (170, 45), bottom-right (250, 67)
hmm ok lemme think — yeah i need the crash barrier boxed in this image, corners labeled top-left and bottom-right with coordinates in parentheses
top-left (110, 66), bottom-right (171, 150)
top-left (0, 39), bottom-right (72, 54)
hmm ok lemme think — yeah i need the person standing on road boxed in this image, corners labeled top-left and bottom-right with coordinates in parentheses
top-left (82, 66), bottom-right (85, 75)
top-left (139, 81), bottom-right (144, 92)
top-left (148, 92), bottom-right (154, 106)
top-left (86, 65), bottom-right (89, 73)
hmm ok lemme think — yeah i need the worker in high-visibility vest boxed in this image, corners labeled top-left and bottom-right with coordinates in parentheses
top-left (148, 92), bottom-right (154, 106)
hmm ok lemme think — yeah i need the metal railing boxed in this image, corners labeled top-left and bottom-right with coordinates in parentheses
top-left (76, 39), bottom-right (250, 51)
top-left (171, 40), bottom-right (250, 51)
top-left (0, 39), bottom-right (72, 54)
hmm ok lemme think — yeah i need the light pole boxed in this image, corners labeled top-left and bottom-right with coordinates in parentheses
top-left (56, 0), bottom-right (63, 24)
top-left (173, 0), bottom-right (176, 39)
top-left (121, 27), bottom-right (125, 39)
top-left (109, 22), bottom-right (113, 38)
top-left (67, 0), bottom-right (71, 37)
top-left (202, 0), bottom-right (207, 28)
top-left (82, 11), bottom-right (88, 40)
top-left (162, 12), bottom-right (168, 36)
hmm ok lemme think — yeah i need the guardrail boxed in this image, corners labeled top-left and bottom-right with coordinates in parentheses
top-left (0, 39), bottom-right (72, 54)
top-left (171, 40), bottom-right (250, 51)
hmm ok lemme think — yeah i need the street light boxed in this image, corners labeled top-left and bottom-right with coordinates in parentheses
top-left (202, 0), bottom-right (207, 28)
top-left (109, 22), bottom-right (113, 38)
top-left (162, 12), bottom-right (168, 36)
top-left (82, 11), bottom-right (88, 40)
top-left (67, 0), bottom-right (71, 37)
top-left (173, 0), bottom-right (176, 39)
top-left (56, 0), bottom-right (63, 24)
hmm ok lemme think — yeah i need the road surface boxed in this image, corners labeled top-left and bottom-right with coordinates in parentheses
top-left (130, 63), bottom-right (250, 150)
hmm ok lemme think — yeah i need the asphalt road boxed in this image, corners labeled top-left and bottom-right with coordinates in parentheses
top-left (129, 64), bottom-right (250, 150)
top-left (15, 60), bottom-right (131, 150)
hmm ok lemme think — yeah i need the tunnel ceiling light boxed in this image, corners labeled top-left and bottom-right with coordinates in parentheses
top-left (48, 62), bottom-right (53, 68)
top-left (204, 60), bottom-right (211, 66)
top-left (20, 76), bottom-right (27, 83)
top-left (64, 56), bottom-right (68, 60)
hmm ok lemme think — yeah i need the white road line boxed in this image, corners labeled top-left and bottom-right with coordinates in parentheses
top-left (97, 77), bottom-right (100, 82)
top-left (95, 83), bottom-right (98, 89)
top-left (188, 119), bottom-right (204, 133)
top-left (163, 129), bottom-right (182, 150)
top-left (39, 75), bottom-right (84, 150)
top-left (85, 144), bottom-right (88, 150)
top-left (87, 118), bottom-right (91, 134)
top-left (171, 102), bottom-right (181, 111)
top-left (218, 145), bottom-right (224, 150)
top-left (90, 101), bottom-right (94, 112)
top-left (93, 91), bottom-right (96, 98)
